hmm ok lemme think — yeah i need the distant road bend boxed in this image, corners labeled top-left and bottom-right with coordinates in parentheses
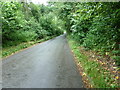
top-left (2, 34), bottom-right (83, 88)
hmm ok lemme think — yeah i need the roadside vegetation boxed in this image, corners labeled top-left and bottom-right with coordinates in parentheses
top-left (1, 1), bottom-right (120, 88)
top-left (69, 38), bottom-right (119, 88)
top-left (2, 36), bottom-right (54, 58)
top-left (1, 1), bottom-right (65, 57)
top-left (52, 2), bottom-right (120, 66)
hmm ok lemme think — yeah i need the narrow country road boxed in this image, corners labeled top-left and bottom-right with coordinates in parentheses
top-left (2, 34), bottom-right (83, 88)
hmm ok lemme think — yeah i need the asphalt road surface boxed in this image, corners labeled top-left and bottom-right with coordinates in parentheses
top-left (2, 34), bottom-right (83, 88)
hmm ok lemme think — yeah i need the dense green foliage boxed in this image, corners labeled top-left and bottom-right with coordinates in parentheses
top-left (51, 2), bottom-right (120, 65)
top-left (1, 1), bottom-right (64, 47)
top-left (1, 1), bottom-right (120, 65)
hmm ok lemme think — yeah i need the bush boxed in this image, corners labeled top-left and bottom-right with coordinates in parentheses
top-left (1, 2), bottom-right (64, 47)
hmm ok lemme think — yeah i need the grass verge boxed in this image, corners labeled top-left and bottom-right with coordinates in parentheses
top-left (2, 36), bottom-right (54, 58)
top-left (68, 39), bottom-right (119, 88)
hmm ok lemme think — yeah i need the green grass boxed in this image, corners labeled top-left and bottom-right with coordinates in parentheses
top-left (2, 36), bottom-right (54, 58)
top-left (68, 39), bottom-right (118, 88)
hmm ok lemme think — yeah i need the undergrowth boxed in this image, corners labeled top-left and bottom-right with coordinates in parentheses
top-left (2, 36), bottom-right (54, 58)
top-left (69, 39), bottom-right (119, 88)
